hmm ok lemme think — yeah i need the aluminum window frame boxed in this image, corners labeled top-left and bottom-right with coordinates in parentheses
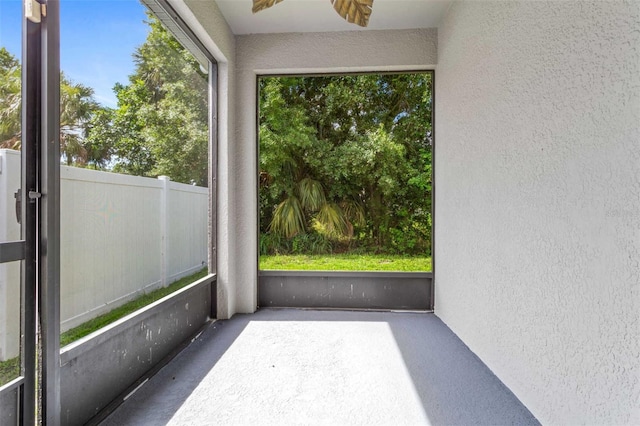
top-left (255, 70), bottom-right (435, 310)
top-left (0, 0), bottom-right (219, 423)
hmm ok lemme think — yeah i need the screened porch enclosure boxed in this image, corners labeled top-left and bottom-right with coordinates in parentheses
top-left (0, 0), bottom-right (637, 425)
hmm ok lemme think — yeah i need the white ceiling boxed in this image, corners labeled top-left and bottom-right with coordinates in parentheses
top-left (214, 0), bottom-right (453, 35)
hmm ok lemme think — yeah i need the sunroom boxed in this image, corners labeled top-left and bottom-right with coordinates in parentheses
top-left (0, 0), bottom-right (637, 424)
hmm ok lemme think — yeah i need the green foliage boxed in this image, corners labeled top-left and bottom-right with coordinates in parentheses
top-left (260, 232), bottom-right (287, 256)
top-left (260, 254), bottom-right (432, 272)
top-left (297, 178), bottom-right (326, 211)
top-left (59, 73), bottom-right (102, 166)
top-left (0, 49), bottom-right (105, 166)
top-left (291, 233), bottom-right (333, 255)
top-left (259, 73), bottom-right (433, 255)
top-left (314, 203), bottom-right (348, 239)
top-left (270, 196), bottom-right (306, 238)
top-left (85, 14), bottom-right (209, 185)
top-left (0, 48), bottom-right (21, 148)
top-left (0, 356), bottom-right (20, 387)
top-left (260, 232), bottom-right (333, 255)
top-left (83, 108), bottom-right (117, 169)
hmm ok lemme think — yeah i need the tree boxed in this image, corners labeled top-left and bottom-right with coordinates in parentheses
top-left (0, 48), bottom-right (107, 167)
top-left (59, 73), bottom-right (102, 166)
top-left (0, 47), bottom-right (21, 149)
top-left (259, 74), bottom-right (433, 255)
top-left (90, 14), bottom-right (209, 185)
top-left (2, 17), bottom-right (210, 182)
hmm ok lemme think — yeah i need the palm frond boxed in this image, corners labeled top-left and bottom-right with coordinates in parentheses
top-left (253, 0), bottom-right (285, 14)
top-left (280, 156), bottom-right (298, 181)
top-left (297, 178), bottom-right (326, 212)
top-left (341, 200), bottom-right (365, 227)
top-left (330, 0), bottom-right (374, 27)
top-left (270, 196), bottom-right (305, 238)
top-left (315, 203), bottom-right (348, 238)
top-left (0, 133), bottom-right (21, 150)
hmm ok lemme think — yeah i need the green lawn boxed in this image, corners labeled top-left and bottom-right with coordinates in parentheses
top-left (0, 356), bottom-right (19, 387)
top-left (260, 254), bottom-right (431, 272)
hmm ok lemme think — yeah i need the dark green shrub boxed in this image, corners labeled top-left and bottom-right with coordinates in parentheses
top-left (291, 233), bottom-right (332, 255)
top-left (259, 232), bottom-right (291, 255)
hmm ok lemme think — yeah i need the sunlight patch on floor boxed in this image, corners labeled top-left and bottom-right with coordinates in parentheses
top-left (169, 321), bottom-right (429, 425)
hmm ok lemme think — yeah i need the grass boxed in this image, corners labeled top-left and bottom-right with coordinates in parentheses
top-left (60, 267), bottom-right (209, 347)
top-left (0, 356), bottom-right (19, 387)
top-left (259, 254), bottom-right (431, 272)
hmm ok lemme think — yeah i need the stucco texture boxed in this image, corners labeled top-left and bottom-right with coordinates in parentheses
top-left (435, 1), bottom-right (640, 424)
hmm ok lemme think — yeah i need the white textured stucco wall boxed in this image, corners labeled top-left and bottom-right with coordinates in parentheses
top-left (234, 29), bottom-right (437, 315)
top-left (178, 0), bottom-right (237, 318)
top-left (435, 1), bottom-right (640, 424)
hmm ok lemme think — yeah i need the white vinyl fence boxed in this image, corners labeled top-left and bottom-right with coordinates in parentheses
top-left (0, 150), bottom-right (21, 361)
top-left (0, 149), bottom-right (208, 360)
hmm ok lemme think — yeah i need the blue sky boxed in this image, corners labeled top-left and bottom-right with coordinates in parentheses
top-left (0, 0), bottom-right (148, 107)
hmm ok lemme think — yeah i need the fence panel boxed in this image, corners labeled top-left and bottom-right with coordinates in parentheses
top-left (0, 149), bottom-right (208, 359)
top-left (0, 150), bottom-right (21, 360)
top-left (165, 179), bottom-right (208, 283)
top-left (60, 167), bottom-right (166, 331)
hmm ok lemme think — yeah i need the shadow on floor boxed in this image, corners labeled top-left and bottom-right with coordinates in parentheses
top-left (101, 309), bottom-right (538, 425)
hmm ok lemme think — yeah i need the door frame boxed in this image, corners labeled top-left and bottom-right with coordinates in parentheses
top-left (0, 0), bottom-right (60, 424)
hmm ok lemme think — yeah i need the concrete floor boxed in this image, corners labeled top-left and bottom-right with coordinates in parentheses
top-left (101, 309), bottom-right (539, 426)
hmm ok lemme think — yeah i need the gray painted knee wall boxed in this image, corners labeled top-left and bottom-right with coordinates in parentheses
top-left (259, 271), bottom-right (432, 311)
top-left (59, 276), bottom-right (214, 425)
top-left (0, 384), bottom-right (18, 425)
